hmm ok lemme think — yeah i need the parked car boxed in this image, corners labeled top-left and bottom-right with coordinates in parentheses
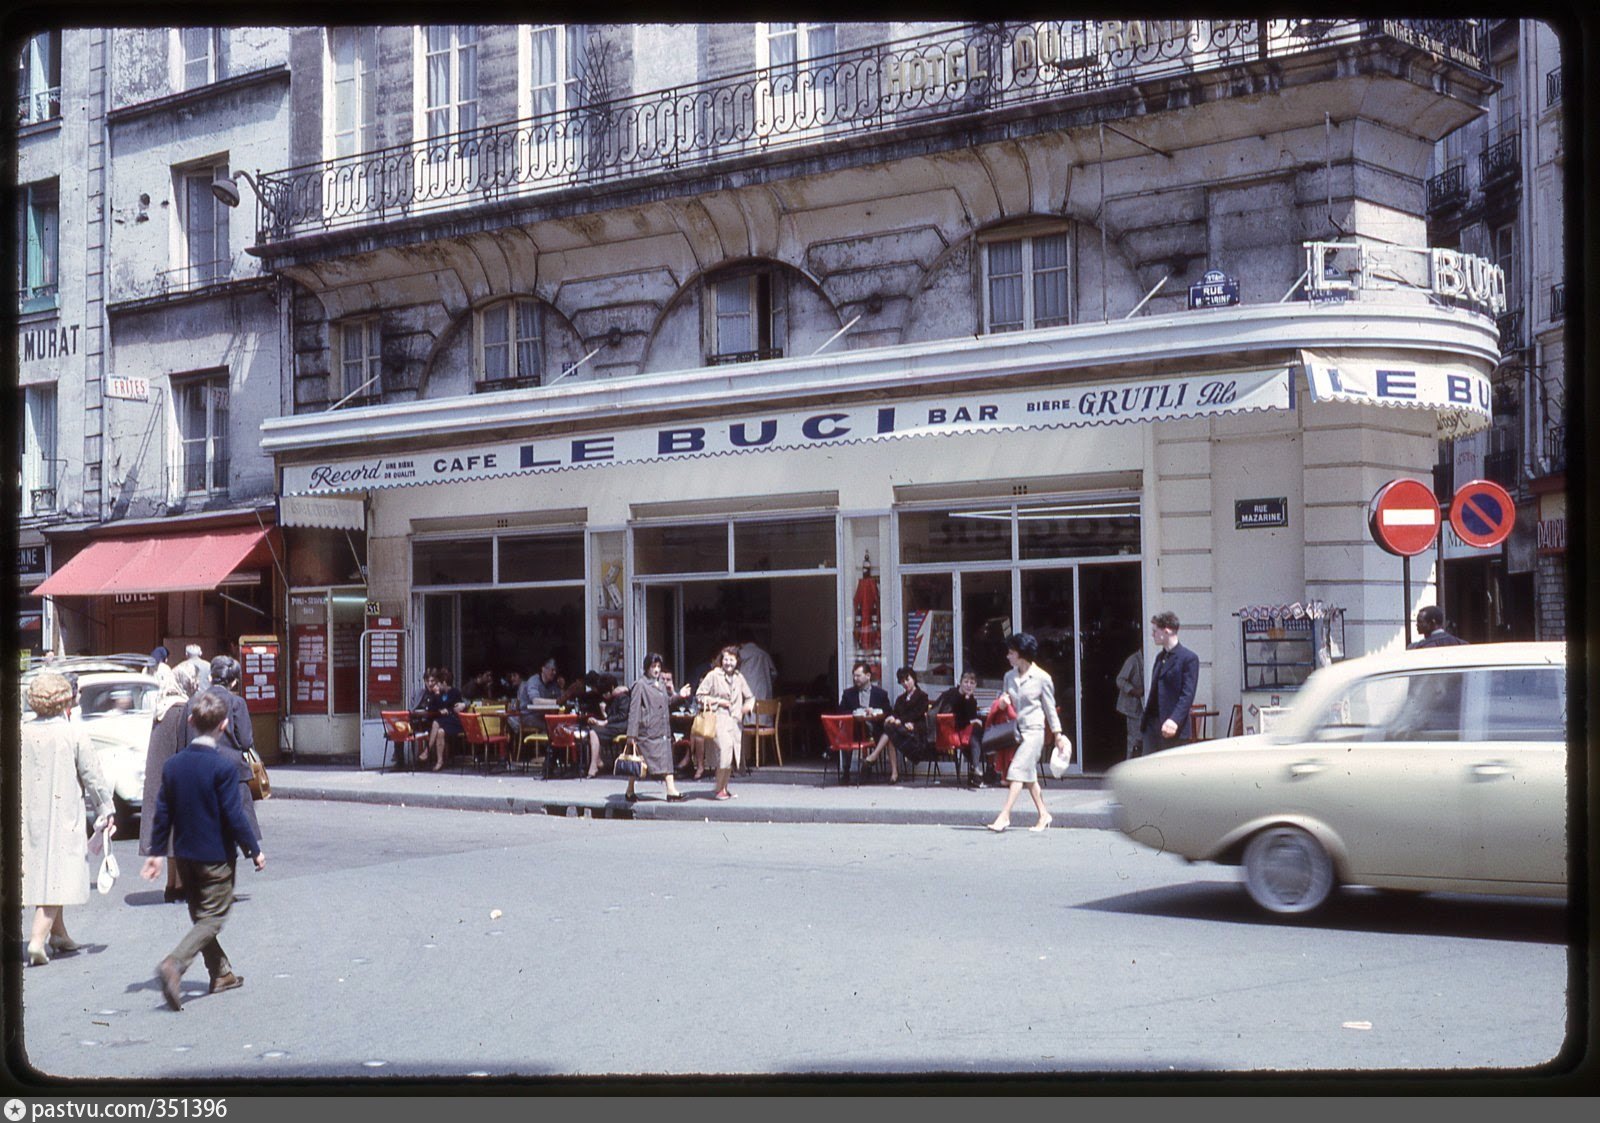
top-left (1106, 642), bottom-right (1566, 915)
top-left (21, 655), bottom-right (160, 826)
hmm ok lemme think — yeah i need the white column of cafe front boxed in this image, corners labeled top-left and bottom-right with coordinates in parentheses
top-left (262, 302), bottom-right (1496, 762)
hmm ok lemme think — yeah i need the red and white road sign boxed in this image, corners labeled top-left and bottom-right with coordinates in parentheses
top-left (1449, 479), bottom-right (1516, 549)
top-left (1369, 478), bottom-right (1441, 556)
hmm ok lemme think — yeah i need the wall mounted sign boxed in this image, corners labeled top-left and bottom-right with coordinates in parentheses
top-left (18, 545), bottom-right (46, 576)
top-left (282, 367), bottom-right (1294, 495)
top-left (1189, 269), bottom-right (1240, 310)
top-left (1302, 242), bottom-right (1507, 315)
top-left (106, 376), bottom-right (151, 402)
top-left (1235, 497), bottom-right (1288, 529)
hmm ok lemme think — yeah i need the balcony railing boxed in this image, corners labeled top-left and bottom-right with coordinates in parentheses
top-left (1495, 307), bottom-right (1524, 351)
top-left (1546, 424), bottom-right (1565, 473)
top-left (17, 86), bottom-right (60, 127)
top-left (708, 348), bottom-right (785, 367)
top-left (1479, 132), bottom-right (1519, 187)
top-left (17, 281), bottom-right (59, 315)
top-left (1482, 447), bottom-right (1518, 488)
top-left (1546, 66), bottom-right (1562, 108)
top-left (28, 486), bottom-right (57, 516)
top-left (1426, 164), bottom-right (1468, 212)
top-left (1550, 282), bottom-right (1565, 321)
top-left (113, 256), bottom-right (256, 305)
top-left (250, 19), bottom-right (1487, 244)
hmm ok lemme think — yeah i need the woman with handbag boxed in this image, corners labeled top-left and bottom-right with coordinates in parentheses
top-left (986, 633), bottom-right (1060, 834)
top-left (620, 653), bottom-right (686, 803)
top-left (696, 645), bottom-right (754, 801)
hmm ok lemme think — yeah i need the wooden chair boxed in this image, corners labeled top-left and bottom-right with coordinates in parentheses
top-left (542, 712), bottom-right (583, 779)
top-left (458, 711), bottom-right (508, 771)
top-left (1188, 703), bottom-right (1219, 741)
top-left (1227, 702), bottom-right (1244, 739)
top-left (378, 711), bottom-right (425, 773)
top-left (744, 698), bottom-right (783, 768)
top-left (819, 713), bottom-right (874, 785)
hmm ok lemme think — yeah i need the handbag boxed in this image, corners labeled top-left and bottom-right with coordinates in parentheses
top-left (980, 720), bottom-right (1022, 754)
top-left (1048, 732), bottom-right (1075, 780)
top-left (91, 819), bottom-right (118, 895)
top-left (243, 747), bottom-right (272, 801)
top-left (691, 711), bottom-right (719, 739)
top-left (613, 742), bottom-right (649, 779)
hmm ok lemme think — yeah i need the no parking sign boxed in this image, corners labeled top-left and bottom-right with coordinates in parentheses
top-left (1448, 479), bottom-right (1515, 549)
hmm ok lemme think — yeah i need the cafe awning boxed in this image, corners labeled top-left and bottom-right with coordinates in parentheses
top-left (32, 527), bottom-right (269, 597)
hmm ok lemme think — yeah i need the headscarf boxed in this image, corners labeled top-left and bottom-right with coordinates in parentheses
top-left (156, 664), bottom-right (200, 722)
top-left (148, 645), bottom-right (169, 670)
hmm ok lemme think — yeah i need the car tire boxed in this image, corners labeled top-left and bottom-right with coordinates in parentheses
top-left (1242, 825), bottom-right (1336, 914)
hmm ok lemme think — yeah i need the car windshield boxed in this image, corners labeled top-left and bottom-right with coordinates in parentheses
top-left (78, 681), bottom-right (158, 718)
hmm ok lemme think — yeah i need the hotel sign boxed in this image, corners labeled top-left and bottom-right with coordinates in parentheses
top-left (283, 367), bottom-right (1294, 495)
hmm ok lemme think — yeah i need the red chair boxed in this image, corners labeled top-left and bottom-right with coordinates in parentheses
top-left (378, 711), bottom-right (425, 773)
top-left (458, 711), bottom-right (509, 772)
top-left (819, 714), bottom-right (874, 785)
top-left (932, 711), bottom-right (975, 786)
top-left (542, 713), bottom-right (583, 779)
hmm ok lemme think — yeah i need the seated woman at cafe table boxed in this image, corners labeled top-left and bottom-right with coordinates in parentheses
top-left (860, 666), bottom-right (930, 784)
top-left (416, 669), bottom-right (467, 772)
top-left (582, 674), bottom-right (631, 779)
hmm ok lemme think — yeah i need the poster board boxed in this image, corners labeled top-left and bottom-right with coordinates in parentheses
top-left (239, 634), bottom-right (281, 714)
top-left (366, 614), bottom-right (405, 710)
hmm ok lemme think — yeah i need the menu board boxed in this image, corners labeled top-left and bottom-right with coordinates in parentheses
top-left (366, 614), bottom-right (405, 709)
top-left (239, 635), bottom-right (281, 714)
top-left (291, 622), bottom-right (328, 714)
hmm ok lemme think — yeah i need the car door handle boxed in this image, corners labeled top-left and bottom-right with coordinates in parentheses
top-left (1471, 762), bottom-right (1511, 779)
top-left (1288, 761), bottom-right (1325, 778)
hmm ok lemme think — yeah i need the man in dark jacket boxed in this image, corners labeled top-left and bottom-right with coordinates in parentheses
top-left (142, 690), bottom-right (265, 1010)
top-left (832, 662), bottom-right (891, 784)
top-left (177, 656), bottom-right (260, 842)
top-left (1140, 611), bottom-right (1200, 752)
top-left (1408, 605), bottom-right (1467, 648)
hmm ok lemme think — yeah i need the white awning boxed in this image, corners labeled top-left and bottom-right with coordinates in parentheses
top-left (1300, 349), bottom-right (1491, 438)
top-left (278, 494), bottom-right (366, 530)
top-left (281, 366), bottom-right (1293, 496)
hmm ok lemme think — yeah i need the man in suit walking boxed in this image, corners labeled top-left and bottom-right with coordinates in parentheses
top-left (1140, 611), bottom-right (1200, 753)
top-left (142, 690), bottom-right (265, 1011)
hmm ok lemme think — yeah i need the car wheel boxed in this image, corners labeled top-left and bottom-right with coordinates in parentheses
top-left (1242, 826), bottom-right (1336, 914)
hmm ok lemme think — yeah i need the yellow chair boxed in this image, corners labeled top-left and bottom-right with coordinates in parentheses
top-left (745, 698), bottom-right (783, 768)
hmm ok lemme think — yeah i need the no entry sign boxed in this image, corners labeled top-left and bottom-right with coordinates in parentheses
top-left (1449, 479), bottom-right (1515, 548)
top-left (1369, 478), bottom-right (1441, 556)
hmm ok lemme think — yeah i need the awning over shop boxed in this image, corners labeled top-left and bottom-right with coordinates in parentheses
top-left (1300, 350), bottom-right (1492, 438)
top-left (278, 494), bottom-right (366, 530)
top-left (32, 527), bottom-right (269, 597)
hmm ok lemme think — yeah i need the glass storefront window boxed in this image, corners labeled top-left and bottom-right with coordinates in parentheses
top-left (901, 574), bottom-right (955, 693)
top-left (899, 506), bottom-right (1011, 564)
top-left (634, 523), bottom-right (728, 575)
top-left (734, 517), bottom-right (835, 572)
top-left (1018, 500), bottom-right (1141, 559)
top-left (499, 532), bottom-right (584, 583)
top-left (961, 571), bottom-right (1012, 693)
top-left (414, 536), bottom-right (492, 585)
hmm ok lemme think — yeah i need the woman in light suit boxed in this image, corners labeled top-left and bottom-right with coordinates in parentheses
top-left (695, 645), bottom-right (754, 801)
top-left (987, 632), bottom-right (1061, 833)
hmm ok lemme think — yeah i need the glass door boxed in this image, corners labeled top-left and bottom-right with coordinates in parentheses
top-left (1076, 563), bottom-right (1143, 772)
top-left (960, 570), bottom-right (1012, 697)
top-left (1020, 568), bottom-right (1076, 757)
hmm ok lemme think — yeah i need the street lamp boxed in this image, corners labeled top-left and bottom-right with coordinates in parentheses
top-left (209, 168), bottom-right (261, 208)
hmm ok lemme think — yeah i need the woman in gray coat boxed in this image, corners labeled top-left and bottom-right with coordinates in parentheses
top-left (21, 671), bottom-right (114, 966)
top-left (622, 653), bottom-right (686, 803)
top-left (140, 664), bottom-right (200, 901)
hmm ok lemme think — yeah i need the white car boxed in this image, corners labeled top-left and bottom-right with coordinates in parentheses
top-left (22, 656), bottom-right (160, 824)
top-left (1107, 642), bottom-right (1567, 915)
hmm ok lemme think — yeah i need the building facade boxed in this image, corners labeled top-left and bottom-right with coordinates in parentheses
top-left (1425, 19), bottom-right (1568, 641)
top-left (15, 28), bottom-right (292, 679)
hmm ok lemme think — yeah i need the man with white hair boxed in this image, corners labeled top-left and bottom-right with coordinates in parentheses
top-left (177, 644), bottom-right (211, 691)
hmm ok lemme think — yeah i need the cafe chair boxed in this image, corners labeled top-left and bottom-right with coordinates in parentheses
top-left (457, 710), bottom-right (507, 772)
top-left (819, 713), bottom-right (874, 786)
top-left (542, 712), bottom-right (583, 779)
top-left (743, 698), bottom-right (784, 769)
top-left (1188, 703), bottom-right (1219, 742)
top-left (931, 711), bottom-right (973, 786)
top-left (378, 711), bottom-right (425, 774)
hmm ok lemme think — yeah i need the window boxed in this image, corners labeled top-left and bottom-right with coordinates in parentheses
top-left (1492, 222), bottom-right (1517, 288)
top-left (528, 24), bottom-right (584, 117)
top-left (337, 317), bottom-right (382, 401)
top-left (477, 299), bottom-right (543, 388)
top-left (1469, 667), bottom-right (1566, 742)
top-left (21, 384), bottom-right (57, 516)
top-left (983, 230), bottom-right (1071, 333)
top-left (328, 27), bottom-right (378, 158)
top-left (757, 22), bottom-right (837, 135)
top-left (18, 180), bottom-right (58, 313)
top-left (423, 26), bottom-right (479, 142)
top-left (178, 162), bottom-right (230, 287)
top-left (175, 373), bottom-right (229, 494)
top-left (180, 28), bottom-right (224, 89)
top-left (18, 31), bottom-right (61, 125)
top-left (708, 272), bottom-right (786, 363)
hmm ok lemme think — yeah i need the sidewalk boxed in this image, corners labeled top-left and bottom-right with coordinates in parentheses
top-left (263, 760), bottom-right (1118, 830)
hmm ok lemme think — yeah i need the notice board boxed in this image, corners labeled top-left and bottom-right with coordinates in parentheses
top-left (239, 635), bottom-right (281, 714)
top-left (291, 622), bottom-right (328, 714)
top-left (366, 614), bottom-right (406, 709)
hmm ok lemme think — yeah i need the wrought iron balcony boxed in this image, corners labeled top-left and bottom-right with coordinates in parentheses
top-left (111, 255), bottom-right (259, 306)
top-left (17, 86), bottom-right (60, 127)
top-left (250, 19), bottom-right (1487, 244)
top-left (28, 487), bottom-right (57, 516)
top-left (17, 281), bottom-right (58, 315)
top-left (1495, 307), bottom-right (1524, 351)
top-left (1482, 447), bottom-right (1518, 489)
top-left (1550, 282), bottom-right (1565, 322)
top-left (1546, 66), bottom-right (1562, 108)
top-left (475, 374), bottom-right (543, 393)
top-left (1546, 423), bottom-right (1565, 473)
top-left (1478, 132), bottom-right (1519, 188)
top-left (1426, 164), bottom-right (1468, 212)
top-left (708, 348), bottom-right (785, 367)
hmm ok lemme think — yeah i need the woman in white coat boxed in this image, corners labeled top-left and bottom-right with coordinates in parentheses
top-left (986, 633), bottom-right (1061, 834)
top-left (21, 671), bottom-right (115, 965)
top-left (695, 645), bottom-right (754, 801)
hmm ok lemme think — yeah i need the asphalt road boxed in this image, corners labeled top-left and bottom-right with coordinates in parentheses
top-left (16, 800), bottom-right (1571, 1082)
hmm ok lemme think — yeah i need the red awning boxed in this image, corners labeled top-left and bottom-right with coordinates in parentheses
top-left (33, 527), bottom-right (269, 597)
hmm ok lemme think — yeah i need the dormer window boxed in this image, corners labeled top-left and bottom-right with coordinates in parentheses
top-left (707, 270), bottom-right (786, 365)
top-left (477, 298), bottom-right (543, 389)
top-left (982, 227), bottom-right (1072, 333)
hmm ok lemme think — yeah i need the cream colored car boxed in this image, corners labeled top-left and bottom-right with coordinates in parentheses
top-left (1107, 642), bottom-right (1567, 914)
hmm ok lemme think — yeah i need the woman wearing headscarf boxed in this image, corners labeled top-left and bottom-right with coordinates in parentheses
top-left (147, 646), bottom-right (177, 693)
top-left (986, 632), bottom-right (1061, 834)
top-left (140, 664), bottom-right (200, 902)
top-left (621, 653), bottom-right (687, 803)
top-left (21, 671), bottom-right (114, 965)
top-left (696, 645), bottom-right (754, 801)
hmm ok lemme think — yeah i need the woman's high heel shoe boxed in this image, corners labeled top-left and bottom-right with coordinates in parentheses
top-left (27, 942), bottom-right (48, 966)
top-left (48, 934), bottom-right (81, 953)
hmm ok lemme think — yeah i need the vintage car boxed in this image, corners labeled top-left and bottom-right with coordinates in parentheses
top-left (21, 656), bottom-right (161, 825)
top-left (1106, 642), bottom-right (1566, 914)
